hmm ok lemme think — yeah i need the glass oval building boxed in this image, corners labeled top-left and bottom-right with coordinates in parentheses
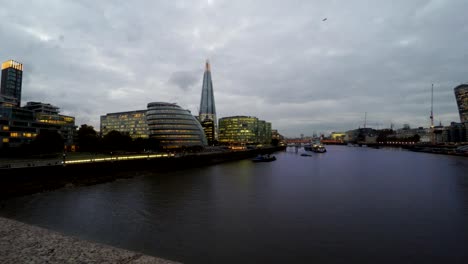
top-left (146, 102), bottom-right (207, 149)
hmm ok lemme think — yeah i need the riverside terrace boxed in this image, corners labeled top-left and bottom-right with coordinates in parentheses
top-left (0, 146), bottom-right (286, 198)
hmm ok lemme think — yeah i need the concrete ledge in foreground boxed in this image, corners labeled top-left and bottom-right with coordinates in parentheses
top-left (0, 217), bottom-right (181, 264)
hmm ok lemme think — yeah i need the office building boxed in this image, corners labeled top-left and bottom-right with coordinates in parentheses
top-left (257, 120), bottom-right (266, 144)
top-left (266, 122), bottom-right (272, 143)
top-left (454, 84), bottom-right (468, 123)
top-left (200, 118), bottom-right (215, 145)
top-left (0, 59), bottom-right (76, 149)
top-left (257, 120), bottom-right (272, 144)
top-left (100, 110), bottom-right (148, 139)
top-left (442, 122), bottom-right (466, 143)
top-left (219, 116), bottom-right (258, 145)
top-left (199, 60), bottom-right (217, 139)
top-left (23, 102), bottom-right (76, 146)
top-left (330, 132), bottom-right (346, 141)
top-left (147, 102), bottom-right (207, 149)
top-left (1, 60), bottom-right (23, 107)
top-left (0, 107), bottom-right (36, 147)
top-left (0, 94), bottom-right (18, 108)
top-left (271, 129), bottom-right (284, 141)
top-left (0, 102), bottom-right (76, 148)
top-left (218, 116), bottom-right (272, 145)
top-left (23, 102), bottom-right (60, 115)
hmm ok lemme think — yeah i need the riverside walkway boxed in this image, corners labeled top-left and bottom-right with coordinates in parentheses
top-left (0, 147), bottom-right (259, 169)
top-left (0, 152), bottom-right (176, 169)
top-left (0, 217), bottom-right (180, 264)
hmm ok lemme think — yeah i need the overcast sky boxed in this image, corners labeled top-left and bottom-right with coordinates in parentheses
top-left (1, 0), bottom-right (467, 137)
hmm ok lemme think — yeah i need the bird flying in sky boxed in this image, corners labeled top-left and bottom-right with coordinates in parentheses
top-left (322, 18), bottom-right (327, 21)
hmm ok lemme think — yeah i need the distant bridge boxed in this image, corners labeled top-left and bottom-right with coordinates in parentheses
top-left (285, 139), bottom-right (311, 145)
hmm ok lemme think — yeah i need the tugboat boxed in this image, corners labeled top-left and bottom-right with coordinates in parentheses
top-left (252, 154), bottom-right (276, 162)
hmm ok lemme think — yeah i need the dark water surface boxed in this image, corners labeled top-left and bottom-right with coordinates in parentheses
top-left (1, 146), bottom-right (468, 263)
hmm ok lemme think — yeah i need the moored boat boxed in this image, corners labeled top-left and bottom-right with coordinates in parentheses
top-left (252, 154), bottom-right (276, 162)
top-left (304, 143), bottom-right (327, 153)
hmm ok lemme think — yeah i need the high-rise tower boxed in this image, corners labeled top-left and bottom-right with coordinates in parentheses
top-left (454, 84), bottom-right (468, 123)
top-left (199, 60), bottom-right (217, 142)
top-left (1, 60), bottom-right (23, 107)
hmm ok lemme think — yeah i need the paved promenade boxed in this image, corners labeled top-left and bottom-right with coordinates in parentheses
top-left (0, 217), bottom-right (180, 264)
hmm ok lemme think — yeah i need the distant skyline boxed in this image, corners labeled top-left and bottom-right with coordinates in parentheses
top-left (1, 0), bottom-right (467, 137)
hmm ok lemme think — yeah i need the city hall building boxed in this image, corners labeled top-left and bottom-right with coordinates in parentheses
top-left (147, 102), bottom-right (207, 149)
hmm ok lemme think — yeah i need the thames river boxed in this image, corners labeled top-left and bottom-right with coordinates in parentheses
top-left (1, 146), bottom-right (468, 263)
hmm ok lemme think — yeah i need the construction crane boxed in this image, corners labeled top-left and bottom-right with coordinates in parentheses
top-left (430, 84), bottom-right (435, 144)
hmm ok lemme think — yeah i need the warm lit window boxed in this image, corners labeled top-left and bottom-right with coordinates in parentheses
top-left (2, 126), bottom-right (9, 131)
top-left (10, 132), bottom-right (19, 137)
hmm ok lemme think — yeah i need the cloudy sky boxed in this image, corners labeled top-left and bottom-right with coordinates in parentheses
top-left (1, 0), bottom-right (467, 137)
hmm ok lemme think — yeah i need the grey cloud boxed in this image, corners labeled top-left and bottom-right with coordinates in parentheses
top-left (0, 0), bottom-right (467, 137)
top-left (168, 71), bottom-right (199, 91)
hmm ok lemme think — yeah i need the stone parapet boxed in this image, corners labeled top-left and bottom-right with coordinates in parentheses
top-left (0, 217), bottom-right (180, 264)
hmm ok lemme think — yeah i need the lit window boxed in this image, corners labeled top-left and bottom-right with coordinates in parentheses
top-left (2, 126), bottom-right (9, 131)
top-left (2, 138), bottom-right (8, 143)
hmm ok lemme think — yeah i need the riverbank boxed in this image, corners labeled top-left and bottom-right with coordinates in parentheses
top-left (340, 143), bottom-right (468, 157)
top-left (0, 217), bottom-right (180, 264)
top-left (407, 145), bottom-right (468, 157)
top-left (0, 146), bottom-right (286, 199)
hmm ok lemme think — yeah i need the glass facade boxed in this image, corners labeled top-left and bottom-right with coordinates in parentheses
top-left (0, 95), bottom-right (17, 107)
top-left (36, 113), bottom-right (76, 145)
top-left (199, 60), bottom-right (217, 139)
top-left (0, 60), bottom-right (77, 149)
top-left (454, 84), bottom-right (468, 123)
top-left (219, 116), bottom-right (252, 144)
top-left (266, 122), bottom-right (272, 143)
top-left (23, 102), bottom-right (76, 145)
top-left (218, 116), bottom-right (273, 145)
top-left (23, 102), bottom-right (59, 115)
top-left (200, 118), bottom-right (215, 145)
top-left (0, 104), bottom-right (76, 148)
top-left (147, 102), bottom-right (207, 149)
top-left (100, 110), bottom-right (148, 139)
top-left (1, 60), bottom-right (23, 107)
top-left (271, 129), bottom-right (284, 141)
top-left (257, 120), bottom-right (266, 143)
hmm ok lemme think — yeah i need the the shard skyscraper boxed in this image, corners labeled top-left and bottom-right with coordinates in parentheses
top-left (199, 60), bottom-right (217, 143)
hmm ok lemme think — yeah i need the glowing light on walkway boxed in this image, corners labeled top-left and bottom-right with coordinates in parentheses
top-left (64, 154), bottom-right (175, 164)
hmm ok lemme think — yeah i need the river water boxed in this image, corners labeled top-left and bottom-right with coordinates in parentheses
top-left (1, 146), bottom-right (468, 263)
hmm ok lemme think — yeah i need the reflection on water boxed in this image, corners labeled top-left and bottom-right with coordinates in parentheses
top-left (1, 146), bottom-right (468, 263)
